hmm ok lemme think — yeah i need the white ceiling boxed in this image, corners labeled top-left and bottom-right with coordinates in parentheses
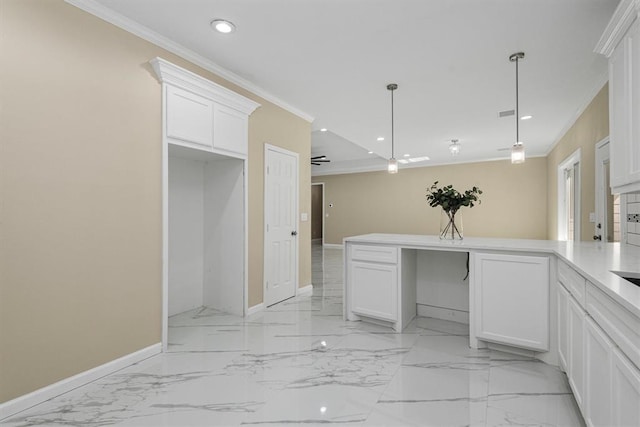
top-left (89, 0), bottom-right (619, 175)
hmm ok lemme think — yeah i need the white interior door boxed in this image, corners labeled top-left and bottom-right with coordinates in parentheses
top-left (264, 145), bottom-right (298, 307)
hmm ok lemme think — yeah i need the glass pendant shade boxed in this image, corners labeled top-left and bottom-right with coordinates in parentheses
top-left (388, 157), bottom-right (398, 174)
top-left (511, 142), bottom-right (525, 164)
top-left (449, 140), bottom-right (460, 156)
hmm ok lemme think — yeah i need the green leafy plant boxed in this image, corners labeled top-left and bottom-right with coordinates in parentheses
top-left (426, 181), bottom-right (482, 239)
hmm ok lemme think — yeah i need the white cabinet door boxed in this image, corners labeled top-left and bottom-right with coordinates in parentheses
top-left (612, 346), bottom-right (640, 427)
top-left (608, 18), bottom-right (640, 192)
top-left (557, 283), bottom-right (569, 371)
top-left (567, 295), bottom-right (585, 410)
top-left (627, 19), bottom-right (640, 186)
top-left (473, 253), bottom-right (549, 351)
top-left (213, 103), bottom-right (248, 156)
top-left (350, 260), bottom-right (398, 322)
top-left (609, 37), bottom-right (628, 189)
top-left (165, 85), bottom-right (214, 148)
top-left (584, 316), bottom-right (613, 427)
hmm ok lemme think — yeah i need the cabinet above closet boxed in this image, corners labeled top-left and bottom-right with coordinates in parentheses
top-left (151, 57), bottom-right (260, 158)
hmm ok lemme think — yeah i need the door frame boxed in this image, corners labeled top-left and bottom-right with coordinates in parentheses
top-left (595, 137), bottom-right (610, 242)
top-left (595, 137), bottom-right (628, 243)
top-left (263, 144), bottom-right (300, 306)
top-left (311, 182), bottom-right (325, 243)
top-left (557, 148), bottom-right (582, 241)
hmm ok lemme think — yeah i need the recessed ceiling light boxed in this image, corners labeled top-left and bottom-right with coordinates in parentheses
top-left (404, 154), bottom-right (410, 157)
top-left (320, 128), bottom-right (328, 132)
top-left (368, 151), bottom-right (374, 154)
top-left (377, 137), bottom-right (385, 141)
top-left (210, 19), bottom-right (236, 34)
top-left (520, 115), bottom-right (533, 120)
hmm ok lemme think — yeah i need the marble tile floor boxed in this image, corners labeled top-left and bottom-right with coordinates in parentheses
top-left (2, 243), bottom-right (584, 426)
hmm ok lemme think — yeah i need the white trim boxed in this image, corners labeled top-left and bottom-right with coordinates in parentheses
top-left (263, 144), bottom-right (300, 308)
top-left (297, 284), bottom-right (313, 295)
top-left (417, 304), bottom-right (469, 325)
top-left (594, 0), bottom-right (640, 57)
top-left (545, 78), bottom-right (609, 157)
top-left (247, 303), bottom-right (265, 316)
top-left (557, 148), bottom-right (582, 241)
top-left (311, 182), bottom-right (325, 243)
top-left (0, 343), bottom-right (161, 421)
top-left (323, 243), bottom-right (343, 249)
top-left (64, 0), bottom-right (314, 122)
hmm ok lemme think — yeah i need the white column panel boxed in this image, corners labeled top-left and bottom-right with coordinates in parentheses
top-left (203, 159), bottom-right (245, 315)
top-left (168, 156), bottom-right (205, 316)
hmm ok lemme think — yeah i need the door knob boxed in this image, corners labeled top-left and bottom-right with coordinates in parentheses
top-left (291, 231), bottom-right (298, 236)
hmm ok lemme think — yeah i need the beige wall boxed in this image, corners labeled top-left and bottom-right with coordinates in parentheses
top-left (313, 157), bottom-right (548, 244)
top-left (546, 85), bottom-right (609, 240)
top-left (0, 0), bottom-right (310, 402)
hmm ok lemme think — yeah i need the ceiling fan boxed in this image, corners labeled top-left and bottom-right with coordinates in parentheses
top-left (311, 155), bottom-right (330, 166)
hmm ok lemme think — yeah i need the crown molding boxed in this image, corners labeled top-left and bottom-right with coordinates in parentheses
top-left (64, 0), bottom-right (314, 122)
top-left (594, 0), bottom-right (639, 57)
top-left (150, 57), bottom-right (260, 114)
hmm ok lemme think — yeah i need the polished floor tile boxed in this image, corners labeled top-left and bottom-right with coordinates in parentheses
top-left (1, 242), bottom-right (583, 426)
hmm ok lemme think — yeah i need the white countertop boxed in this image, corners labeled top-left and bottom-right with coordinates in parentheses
top-left (344, 234), bottom-right (640, 318)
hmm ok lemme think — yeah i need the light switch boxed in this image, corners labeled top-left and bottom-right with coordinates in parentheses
top-left (301, 213), bottom-right (308, 221)
top-left (589, 212), bottom-right (595, 223)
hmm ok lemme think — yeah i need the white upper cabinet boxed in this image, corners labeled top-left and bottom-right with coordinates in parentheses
top-left (213, 103), bottom-right (248, 156)
top-left (596, 0), bottom-right (640, 193)
top-left (165, 85), bottom-right (214, 149)
top-left (150, 58), bottom-right (260, 158)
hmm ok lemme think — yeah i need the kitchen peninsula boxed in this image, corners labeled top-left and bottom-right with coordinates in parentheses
top-left (344, 233), bottom-right (640, 424)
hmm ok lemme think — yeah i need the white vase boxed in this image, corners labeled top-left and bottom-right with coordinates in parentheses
top-left (440, 209), bottom-right (463, 240)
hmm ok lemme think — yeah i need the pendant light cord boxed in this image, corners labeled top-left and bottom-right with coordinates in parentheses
top-left (515, 56), bottom-right (519, 144)
top-left (391, 88), bottom-right (395, 158)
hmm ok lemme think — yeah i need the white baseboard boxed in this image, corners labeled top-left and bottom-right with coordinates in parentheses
top-left (0, 343), bottom-right (161, 421)
top-left (322, 243), bottom-right (343, 249)
top-left (246, 303), bottom-right (264, 316)
top-left (297, 283), bottom-right (313, 295)
top-left (417, 304), bottom-right (469, 325)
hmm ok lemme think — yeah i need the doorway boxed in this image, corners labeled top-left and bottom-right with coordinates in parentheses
top-left (595, 138), bottom-right (621, 242)
top-left (311, 183), bottom-right (324, 244)
top-left (558, 149), bottom-right (581, 241)
top-left (264, 144), bottom-right (299, 307)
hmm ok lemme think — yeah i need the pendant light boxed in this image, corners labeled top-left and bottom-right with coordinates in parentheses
top-left (387, 83), bottom-right (398, 174)
top-left (449, 139), bottom-right (460, 156)
top-left (510, 52), bottom-right (525, 164)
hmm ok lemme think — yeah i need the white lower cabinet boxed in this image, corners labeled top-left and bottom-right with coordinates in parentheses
top-left (612, 346), bottom-right (640, 426)
top-left (568, 295), bottom-right (585, 410)
top-left (349, 260), bottom-right (398, 322)
top-left (473, 252), bottom-right (549, 351)
top-left (558, 262), bottom-right (640, 427)
top-left (557, 283), bottom-right (569, 370)
top-left (584, 316), bottom-right (613, 427)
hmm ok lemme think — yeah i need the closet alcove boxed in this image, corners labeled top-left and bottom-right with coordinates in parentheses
top-left (151, 58), bottom-right (260, 349)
